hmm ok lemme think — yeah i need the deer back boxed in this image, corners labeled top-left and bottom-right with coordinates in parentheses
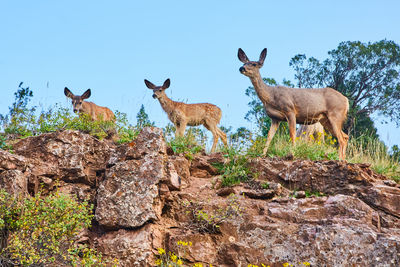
top-left (81, 101), bottom-right (115, 121)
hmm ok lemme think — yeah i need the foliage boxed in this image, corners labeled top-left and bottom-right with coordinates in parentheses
top-left (183, 194), bottom-right (242, 234)
top-left (155, 241), bottom-right (191, 267)
top-left (391, 145), bottom-right (400, 162)
top-left (0, 135), bottom-right (12, 151)
top-left (0, 83), bottom-right (147, 144)
top-left (0, 82), bottom-right (37, 137)
top-left (289, 40), bottom-right (400, 136)
top-left (347, 135), bottom-right (400, 182)
top-left (165, 124), bottom-right (207, 159)
top-left (0, 190), bottom-right (115, 266)
top-left (37, 104), bottom-right (116, 140)
top-left (114, 110), bottom-right (141, 144)
top-left (136, 104), bottom-right (154, 128)
top-left (217, 146), bottom-right (252, 187)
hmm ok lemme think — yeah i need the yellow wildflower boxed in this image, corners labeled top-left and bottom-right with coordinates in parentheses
top-left (170, 253), bottom-right (177, 262)
top-left (177, 259), bottom-right (183, 265)
top-left (157, 248), bottom-right (165, 255)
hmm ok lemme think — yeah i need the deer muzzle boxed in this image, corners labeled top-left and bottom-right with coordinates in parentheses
top-left (239, 66), bottom-right (245, 73)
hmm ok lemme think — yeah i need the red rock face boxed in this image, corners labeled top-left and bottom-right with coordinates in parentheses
top-left (1, 128), bottom-right (400, 266)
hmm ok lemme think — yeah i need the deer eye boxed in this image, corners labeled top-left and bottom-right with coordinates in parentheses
top-left (252, 63), bottom-right (257, 67)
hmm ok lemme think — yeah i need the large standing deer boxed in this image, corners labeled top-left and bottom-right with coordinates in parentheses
top-left (238, 48), bottom-right (349, 160)
top-left (144, 78), bottom-right (227, 152)
top-left (64, 88), bottom-right (115, 121)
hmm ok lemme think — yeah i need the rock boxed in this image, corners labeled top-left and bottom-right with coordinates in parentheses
top-left (0, 149), bottom-right (28, 171)
top-left (0, 170), bottom-right (28, 196)
top-left (240, 188), bottom-right (276, 199)
top-left (13, 130), bottom-right (113, 186)
top-left (169, 156), bottom-right (190, 181)
top-left (96, 127), bottom-right (167, 229)
top-left (95, 224), bottom-right (162, 267)
top-left (108, 127), bottom-right (166, 165)
top-left (2, 129), bottom-right (400, 266)
top-left (164, 162), bottom-right (181, 191)
top-left (294, 190), bottom-right (306, 198)
top-left (95, 157), bottom-right (164, 229)
top-left (190, 153), bottom-right (225, 178)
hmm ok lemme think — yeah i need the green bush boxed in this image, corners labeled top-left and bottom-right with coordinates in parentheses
top-left (0, 190), bottom-right (115, 266)
top-left (165, 125), bottom-right (206, 160)
top-left (215, 146), bottom-right (252, 187)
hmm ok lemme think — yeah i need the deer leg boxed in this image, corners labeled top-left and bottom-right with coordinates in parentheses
top-left (178, 121), bottom-right (187, 137)
top-left (263, 119), bottom-right (280, 155)
top-left (206, 123), bottom-right (220, 153)
top-left (321, 117), bottom-right (348, 160)
top-left (287, 113), bottom-right (297, 145)
top-left (217, 127), bottom-right (228, 146)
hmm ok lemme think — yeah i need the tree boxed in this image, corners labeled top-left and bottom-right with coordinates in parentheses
top-left (289, 40), bottom-right (400, 137)
top-left (136, 104), bottom-right (154, 128)
top-left (0, 82), bottom-right (36, 136)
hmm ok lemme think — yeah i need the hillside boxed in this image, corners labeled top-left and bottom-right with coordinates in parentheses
top-left (1, 127), bottom-right (399, 266)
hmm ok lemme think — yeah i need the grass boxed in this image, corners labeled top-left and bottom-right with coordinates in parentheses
top-left (347, 135), bottom-right (400, 182)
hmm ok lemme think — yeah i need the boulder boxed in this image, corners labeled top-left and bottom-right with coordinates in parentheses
top-left (95, 127), bottom-right (167, 229)
top-left (13, 130), bottom-right (113, 186)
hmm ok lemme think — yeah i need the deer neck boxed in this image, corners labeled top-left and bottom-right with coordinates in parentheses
top-left (249, 71), bottom-right (272, 103)
top-left (158, 94), bottom-right (176, 115)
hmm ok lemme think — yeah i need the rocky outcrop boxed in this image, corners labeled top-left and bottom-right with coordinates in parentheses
top-left (95, 127), bottom-right (167, 229)
top-left (1, 128), bottom-right (399, 266)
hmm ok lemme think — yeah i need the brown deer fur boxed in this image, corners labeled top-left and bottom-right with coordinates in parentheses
top-left (238, 48), bottom-right (349, 160)
top-left (145, 79), bottom-right (227, 152)
top-left (296, 122), bottom-right (325, 142)
top-left (64, 88), bottom-right (115, 121)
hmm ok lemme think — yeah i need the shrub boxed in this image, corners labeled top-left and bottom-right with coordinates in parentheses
top-left (216, 146), bottom-right (252, 187)
top-left (165, 126), bottom-right (207, 160)
top-left (183, 194), bottom-right (242, 234)
top-left (0, 190), bottom-right (115, 266)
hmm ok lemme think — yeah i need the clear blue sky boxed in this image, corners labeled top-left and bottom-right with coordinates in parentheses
top-left (1, 1), bottom-right (399, 147)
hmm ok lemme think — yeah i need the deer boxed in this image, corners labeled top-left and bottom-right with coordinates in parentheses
top-left (238, 48), bottom-right (349, 160)
top-left (296, 122), bottom-right (325, 142)
top-left (144, 78), bottom-right (227, 152)
top-left (64, 87), bottom-right (115, 121)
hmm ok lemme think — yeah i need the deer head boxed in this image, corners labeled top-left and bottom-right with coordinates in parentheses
top-left (238, 48), bottom-right (267, 77)
top-left (144, 79), bottom-right (170, 99)
top-left (64, 87), bottom-right (91, 113)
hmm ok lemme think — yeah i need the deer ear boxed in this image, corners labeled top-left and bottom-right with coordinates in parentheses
top-left (162, 79), bottom-right (170, 89)
top-left (259, 48), bottom-right (267, 65)
top-left (238, 48), bottom-right (249, 63)
top-left (64, 87), bottom-right (74, 99)
top-left (81, 89), bottom-right (91, 100)
top-left (144, 79), bottom-right (156, 90)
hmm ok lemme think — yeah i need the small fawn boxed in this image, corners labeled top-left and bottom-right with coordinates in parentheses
top-left (144, 78), bottom-right (227, 152)
top-left (64, 88), bottom-right (115, 121)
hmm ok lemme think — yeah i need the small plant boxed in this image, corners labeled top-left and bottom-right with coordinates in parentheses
top-left (218, 146), bottom-right (252, 187)
top-left (261, 182), bottom-right (270, 189)
top-left (0, 135), bottom-right (12, 151)
top-left (166, 127), bottom-right (206, 160)
top-left (304, 190), bottom-right (325, 198)
top-left (183, 194), bottom-right (242, 234)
